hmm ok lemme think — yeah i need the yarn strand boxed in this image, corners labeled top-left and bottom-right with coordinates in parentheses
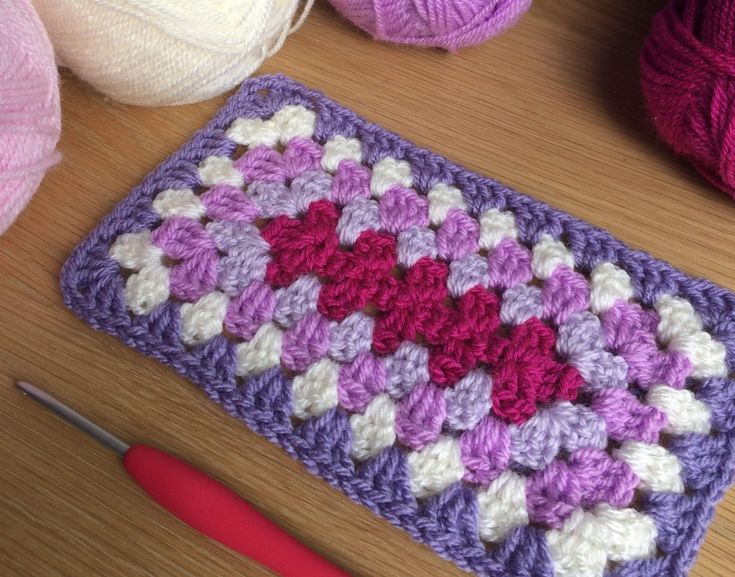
top-left (267, 0), bottom-right (316, 58)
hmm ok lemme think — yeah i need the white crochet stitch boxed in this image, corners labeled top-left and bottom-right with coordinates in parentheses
top-left (271, 105), bottom-right (316, 143)
top-left (531, 234), bottom-right (575, 280)
top-left (152, 188), bottom-right (205, 220)
top-left (476, 470), bottom-right (529, 542)
top-left (588, 262), bottom-right (633, 314)
top-left (647, 385), bottom-right (711, 435)
top-left (124, 263), bottom-right (171, 315)
top-left (226, 118), bottom-right (281, 148)
top-left (291, 358), bottom-right (339, 419)
top-left (198, 156), bottom-right (244, 187)
top-left (614, 441), bottom-right (684, 493)
top-left (350, 393), bottom-right (397, 460)
top-left (655, 294), bottom-right (728, 378)
top-left (370, 157), bottom-right (413, 198)
top-left (478, 208), bottom-right (518, 249)
top-left (236, 322), bottom-right (283, 377)
top-left (109, 231), bottom-right (163, 270)
top-left (180, 291), bottom-right (229, 345)
top-left (321, 135), bottom-right (362, 172)
top-left (408, 436), bottom-right (465, 498)
top-left (547, 505), bottom-right (657, 577)
top-left (427, 183), bottom-right (467, 225)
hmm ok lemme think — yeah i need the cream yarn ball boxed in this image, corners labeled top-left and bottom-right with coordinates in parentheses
top-left (31, 0), bottom-right (312, 106)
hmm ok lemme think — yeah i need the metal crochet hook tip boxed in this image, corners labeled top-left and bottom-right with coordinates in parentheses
top-left (16, 381), bottom-right (130, 456)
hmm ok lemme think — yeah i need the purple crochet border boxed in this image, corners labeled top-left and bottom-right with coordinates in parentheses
top-left (61, 75), bottom-right (735, 577)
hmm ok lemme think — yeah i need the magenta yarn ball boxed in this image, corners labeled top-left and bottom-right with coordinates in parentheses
top-left (328, 0), bottom-right (532, 50)
top-left (641, 0), bottom-right (735, 199)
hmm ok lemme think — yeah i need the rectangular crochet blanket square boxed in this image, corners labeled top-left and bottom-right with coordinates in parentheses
top-left (62, 74), bottom-right (735, 577)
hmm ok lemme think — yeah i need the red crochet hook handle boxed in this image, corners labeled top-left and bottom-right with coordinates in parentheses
top-left (123, 445), bottom-right (351, 577)
top-left (17, 382), bottom-right (350, 576)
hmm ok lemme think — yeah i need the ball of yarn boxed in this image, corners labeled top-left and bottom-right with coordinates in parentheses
top-left (32, 0), bottom-right (312, 106)
top-left (641, 0), bottom-right (735, 198)
top-left (327, 0), bottom-right (531, 51)
top-left (1, 0), bottom-right (61, 236)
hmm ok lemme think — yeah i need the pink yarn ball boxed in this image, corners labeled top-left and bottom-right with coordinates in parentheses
top-left (0, 0), bottom-right (61, 235)
top-left (328, 0), bottom-right (532, 51)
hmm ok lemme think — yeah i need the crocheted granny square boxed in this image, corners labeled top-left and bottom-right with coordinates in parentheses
top-left (62, 75), bottom-right (735, 577)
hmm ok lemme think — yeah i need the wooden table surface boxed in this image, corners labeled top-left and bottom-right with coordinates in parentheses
top-left (2, 1), bottom-right (734, 576)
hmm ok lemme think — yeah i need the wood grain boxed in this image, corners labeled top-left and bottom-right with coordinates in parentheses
top-left (1, 1), bottom-right (734, 575)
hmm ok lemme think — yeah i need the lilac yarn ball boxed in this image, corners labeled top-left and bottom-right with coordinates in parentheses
top-left (328, 0), bottom-right (532, 51)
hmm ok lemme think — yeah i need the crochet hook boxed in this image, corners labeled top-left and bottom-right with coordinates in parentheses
top-left (16, 381), bottom-right (351, 577)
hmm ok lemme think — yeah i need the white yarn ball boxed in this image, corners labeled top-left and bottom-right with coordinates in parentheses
top-left (31, 0), bottom-right (312, 106)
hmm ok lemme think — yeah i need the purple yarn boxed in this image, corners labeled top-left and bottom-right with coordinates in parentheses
top-left (150, 215), bottom-right (220, 301)
top-left (568, 447), bottom-right (638, 508)
top-left (169, 252), bottom-right (218, 301)
top-left (281, 312), bottom-right (331, 371)
top-left (61, 75), bottom-right (735, 577)
top-left (331, 160), bottom-right (371, 205)
top-left (395, 382), bottom-right (446, 450)
top-left (436, 208), bottom-right (480, 261)
top-left (273, 274), bottom-right (321, 327)
top-left (379, 185), bottom-right (429, 234)
top-left (201, 184), bottom-right (259, 223)
top-left (327, 0), bottom-right (532, 52)
top-left (460, 414), bottom-right (510, 485)
top-left (567, 349), bottom-right (628, 392)
top-left (206, 221), bottom-right (268, 254)
top-left (509, 403), bottom-right (606, 471)
top-left (248, 180), bottom-right (297, 218)
top-left (385, 341), bottom-right (430, 399)
top-left (447, 253), bottom-right (489, 298)
top-left (668, 433), bottom-right (735, 491)
top-left (549, 402), bottom-right (607, 453)
top-left (282, 137), bottom-right (323, 179)
top-left (591, 388), bottom-right (667, 444)
top-left (555, 311), bottom-right (629, 391)
top-left (445, 370), bottom-right (492, 431)
top-left (555, 311), bottom-right (605, 358)
top-left (697, 377), bottom-right (735, 433)
top-left (217, 248), bottom-right (270, 297)
top-left (601, 301), bottom-right (693, 389)
top-left (499, 283), bottom-right (543, 325)
top-left (236, 145), bottom-right (285, 183)
top-left (150, 216), bottom-right (215, 258)
top-left (509, 410), bottom-right (562, 471)
top-left (224, 281), bottom-right (275, 340)
top-left (526, 460), bottom-right (581, 528)
top-left (396, 225), bottom-right (438, 268)
top-left (541, 265), bottom-right (590, 325)
top-left (338, 352), bottom-right (386, 413)
top-left (487, 238), bottom-right (532, 290)
top-left (328, 311), bottom-right (374, 363)
top-left (337, 196), bottom-right (381, 245)
top-left (289, 169), bottom-right (332, 215)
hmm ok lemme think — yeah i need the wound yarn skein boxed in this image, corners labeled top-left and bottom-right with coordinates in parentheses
top-left (641, 0), bottom-right (735, 198)
top-left (0, 0), bottom-right (61, 236)
top-left (31, 0), bottom-right (313, 106)
top-left (327, 0), bottom-right (532, 51)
